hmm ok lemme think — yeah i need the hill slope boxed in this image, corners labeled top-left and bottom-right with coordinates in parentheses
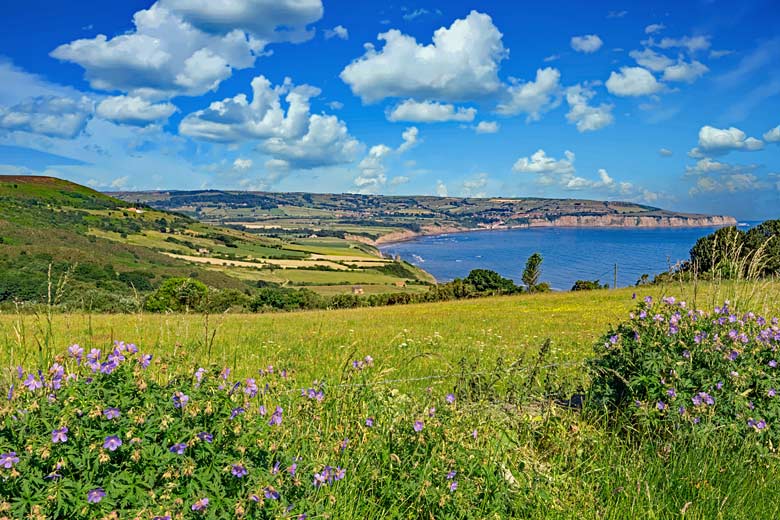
top-left (0, 176), bottom-right (432, 310)
top-left (111, 189), bottom-right (736, 244)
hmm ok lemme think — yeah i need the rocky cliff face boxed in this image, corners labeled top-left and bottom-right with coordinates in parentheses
top-left (525, 214), bottom-right (737, 228)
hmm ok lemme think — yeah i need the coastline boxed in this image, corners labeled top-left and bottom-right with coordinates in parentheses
top-left (373, 215), bottom-right (737, 248)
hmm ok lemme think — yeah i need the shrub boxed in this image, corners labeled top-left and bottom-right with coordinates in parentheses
top-left (0, 344), bottom-right (515, 518)
top-left (571, 279), bottom-right (608, 291)
top-left (144, 277), bottom-right (208, 312)
top-left (588, 296), bottom-right (780, 444)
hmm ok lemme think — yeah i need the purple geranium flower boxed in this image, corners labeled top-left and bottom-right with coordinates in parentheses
top-left (172, 392), bottom-right (189, 409)
top-left (446, 393), bottom-right (456, 404)
top-left (103, 436), bottom-right (122, 451)
top-left (139, 354), bottom-right (153, 368)
top-left (449, 481), bottom-right (458, 492)
top-left (68, 344), bottom-right (84, 359)
top-left (51, 427), bottom-right (68, 444)
top-left (103, 407), bottom-right (120, 420)
top-left (413, 420), bottom-right (424, 432)
top-left (169, 443), bottom-right (186, 455)
top-left (656, 401), bottom-right (666, 411)
top-left (197, 432), bottom-right (213, 443)
top-left (365, 417), bottom-right (374, 427)
top-left (264, 486), bottom-right (280, 500)
top-left (231, 464), bottom-right (248, 478)
top-left (192, 498), bottom-right (209, 511)
top-left (230, 407), bottom-right (245, 420)
top-left (87, 488), bottom-right (105, 504)
top-left (447, 470), bottom-right (457, 480)
top-left (269, 406), bottom-right (283, 426)
top-left (0, 451), bottom-right (20, 468)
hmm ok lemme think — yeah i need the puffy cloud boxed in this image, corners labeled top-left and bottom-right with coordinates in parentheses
top-left (460, 172), bottom-right (489, 197)
top-left (398, 126), bottom-right (420, 152)
top-left (662, 59), bottom-right (708, 83)
top-left (571, 34), bottom-right (603, 53)
top-left (180, 75), bottom-right (361, 168)
top-left (325, 25), bottom-right (349, 40)
top-left (386, 99), bottom-right (476, 123)
top-left (51, 2), bottom-right (322, 100)
top-left (354, 127), bottom-right (419, 192)
top-left (688, 125), bottom-right (764, 157)
top-left (158, 0), bottom-right (322, 41)
top-left (0, 96), bottom-right (93, 138)
top-left (96, 95), bottom-right (177, 126)
top-left (605, 66), bottom-right (662, 96)
top-left (564, 84), bottom-right (614, 132)
top-left (689, 172), bottom-right (768, 195)
top-left (654, 35), bottom-right (711, 53)
top-left (764, 125), bottom-right (780, 143)
top-left (628, 48), bottom-right (674, 72)
top-left (233, 157), bottom-right (253, 171)
top-left (496, 68), bottom-right (562, 121)
top-left (340, 11), bottom-right (507, 103)
top-left (474, 121), bottom-right (499, 134)
top-left (659, 148), bottom-right (673, 157)
top-left (326, 101), bottom-right (344, 110)
top-left (513, 149), bottom-right (575, 175)
top-left (435, 180), bottom-right (448, 197)
top-left (645, 23), bottom-right (665, 34)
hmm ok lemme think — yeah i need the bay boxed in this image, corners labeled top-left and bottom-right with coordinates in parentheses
top-left (379, 224), bottom-right (754, 291)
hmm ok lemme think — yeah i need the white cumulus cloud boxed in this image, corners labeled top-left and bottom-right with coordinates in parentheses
top-left (513, 149), bottom-right (575, 175)
top-left (96, 95), bottom-right (177, 126)
top-left (662, 59), bottom-right (708, 83)
top-left (764, 125), bottom-right (780, 143)
top-left (496, 67), bottom-right (562, 121)
top-left (386, 99), bottom-right (476, 122)
top-left (564, 84), bottom-right (614, 132)
top-left (645, 23), bottom-right (665, 34)
top-left (0, 95), bottom-right (93, 138)
top-left (474, 121), bottom-right (499, 133)
top-left (605, 66), bottom-right (662, 96)
top-left (340, 11), bottom-right (507, 103)
top-left (628, 48), bottom-right (674, 72)
top-left (325, 25), bottom-right (349, 40)
top-left (233, 157), bottom-right (253, 171)
top-left (571, 34), bottom-right (603, 53)
top-left (688, 125), bottom-right (764, 157)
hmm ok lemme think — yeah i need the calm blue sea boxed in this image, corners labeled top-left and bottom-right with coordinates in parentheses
top-left (380, 224), bottom-right (757, 291)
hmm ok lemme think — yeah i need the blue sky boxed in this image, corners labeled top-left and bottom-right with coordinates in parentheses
top-left (0, 0), bottom-right (778, 218)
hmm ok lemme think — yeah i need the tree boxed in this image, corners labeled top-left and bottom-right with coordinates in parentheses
top-left (571, 279), bottom-right (608, 291)
top-left (522, 253), bottom-right (544, 292)
top-left (144, 277), bottom-right (208, 312)
top-left (464, 269), bottom-right (518, 294)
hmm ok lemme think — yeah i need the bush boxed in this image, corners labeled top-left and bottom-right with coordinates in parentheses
top-left (571, 279), bottom-right (608, 291)
top-left (0, 344), bottom-right (515, 518)
top-left (144, 277), bottom-right (208, 312)
top-left (588, 296), bottom-right (780, 444)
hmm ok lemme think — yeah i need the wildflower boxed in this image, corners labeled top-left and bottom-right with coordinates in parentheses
top-left (87, 488), bottom-right (105, 503)
top-left (269, 406), bottom-right (283, 426)
top-left (87, 349), bottom-right (101, 363)
top-left (472, 429), bottom-right (478, 439)
top-left (197, 432), bottom-right (213, 443)
top-left (352, 360), bottom-right (364, 370)
top-left (230, 407), bottom-right (245, 420)
top-left (169, 443), bottom-right (186, 455)
top-left (340, 438), bottom-right (349, 451)
top-left (259, 405), bottom-right (267, 416)
top-left (656, 401), bottom-right (666, 411)
top-left (609, 334), bottom-right (619, 345)
top-left (264, 486), bottom-right (280, 500)
top-left (271, 461), bottom-right (281, 475)
top-left (682, 350), bottom-right (691, 359)
top-left (769, 388), bottom-right (777, 398)
top-left (334, 467), bottom-right (346, 481)
top-left (770, 360), bottom-right (778, 368)
top-left (365, 417), bottom-right (374, 427)
top-left (728, 350), bottom-right (739, 361)
top-left (51, 427), bottom-right (68, 444)
top-left (194, 367), bottom-right (206, 384)
top-left (231, 464), bottom-right (248, 478)
top-left (103, 407), bottom-right (121, 420)
top-left (103, 436), bottom-right (122, 451)
top-left (678, 406), bottom-right (686, 415)
top-left (428, 407), bottom-right (436, 417)
top-left (644, 296), bottom-right (653, 304)
top-left (667, 388), bottom-right (677, 398)
top-left (68, 344), bottom-right (83, 359)
top-left (6, 384), bottom-right (13, 401)
top-left (139, 354), bottom-right (152, 368)
top-left (192, 498), bottom-right (209, 511)
top-left (364, 355), bottom-right (374, 366)
top-left (288, 462), bottom-right (298, 477)
top-left (413, 420), bottom-right (424, 432)
top-left (0, 451), bottom-right (19, 468)
top-left (449, 481), bottom-right (458, 492)
top-left (244, 378), bottom-right (258, 397)
top-left (716, 381), bottom-right (724, 390)
top-left (757, 420), bottom-right (767, 430)
top-left (22, 373), bottom-right (42, 391)
top-left (447, 470), bottom-right (457, 480)
top-left (172, 392), bottom-right (189, 409)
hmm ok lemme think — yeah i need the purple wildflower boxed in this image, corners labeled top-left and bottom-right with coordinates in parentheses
top-left (288, 463), bottom-right (298, 477)
top-left (728, 350), bottom-right (739, 361)
top-left (231, 464), bottom-right (247, 478)
top-left (197, 432), bottom-right (213, 443)
top-left (446, 393), bottom-right (456, 404)
top-left (447, 470), bottom-right (457, 480)
top-left (0, 452), bottom-right (19, 468)
top-left (194, 367), bottom-right (206, 384)
top-left (340, 438), bottom-right (349, 451)
top-left (172, 391), bottom-right (189, 409)
top-left (413, 420), bottom-right (424, 432)
top-left (87, 488), bottom-right (105, 504)
top-left (656, 401), bottom-right (666, 411)
top-left (259, 405), bottom-right (267, 416)
top-left (365, 417), bottom-right (374, 427)
top-left (667, 388), bottom-right (677, 398)
top-left (244, 378), bottom-right (258, 397)
top-left (716, 381), bottom-right (724, 390)
top-left (268, 406), bottom-right (283, 426)
top-left (139, 354), bottom-right (152, 368)
top-left (87, 349), bottom-right (101, 363)
top-left (449, 481), bottom-right (458, 492)
top-left (271, 461), bottom-right (281, 475)
top-left (264, 486), bottom-right (280, 500)
top-left (169, 443), bottom-right (186, 455)
top-left (22, 373), bottom-right (42, 391)
top-left (769, 388), bottom-right (777, 398)
top-left (51, 427), bottom-right (68, 444)
top-left (192, 498), bottom-right (209, 511)
top-left (334, 467), bottom-right (346, 481)
top-left (103, 436), bottom-right (122, 451)
top-left (103, 407), bottom-right (121, 420)
top-left (68, 344), bottom-right (83, 359)
top-left (770, 360), bottom-right (778, 368)
top-left (230, 407), bottom-right (245, 420)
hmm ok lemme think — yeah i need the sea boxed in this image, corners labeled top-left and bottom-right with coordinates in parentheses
top-left (379, 223), bottom-right (757, 291)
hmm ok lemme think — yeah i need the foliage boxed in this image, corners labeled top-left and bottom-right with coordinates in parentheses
top-left (144, 278), bottom-right (209, 313)
top-left (463, 269), bottom-right (519, 294)
top-left (521, 253), bottom-right (544, 293)
top-left (571, 279), bottom-right (609, 291)
top-left (588, 296), bottom-right (780, 445)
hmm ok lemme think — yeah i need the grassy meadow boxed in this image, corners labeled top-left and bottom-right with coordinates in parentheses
top-left (3, 282), bottom-right (780, 518)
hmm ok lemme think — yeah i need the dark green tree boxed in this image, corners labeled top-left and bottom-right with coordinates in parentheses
top-left (464, 269), bottom-right (519, 294)
top-left (144, 277), bottom-right (208, 312)
top-left (522, 252), bottom-right (544, 292)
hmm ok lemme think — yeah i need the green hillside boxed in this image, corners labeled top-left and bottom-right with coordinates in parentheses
top-left (0, 176), bottom-right (431, 311)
